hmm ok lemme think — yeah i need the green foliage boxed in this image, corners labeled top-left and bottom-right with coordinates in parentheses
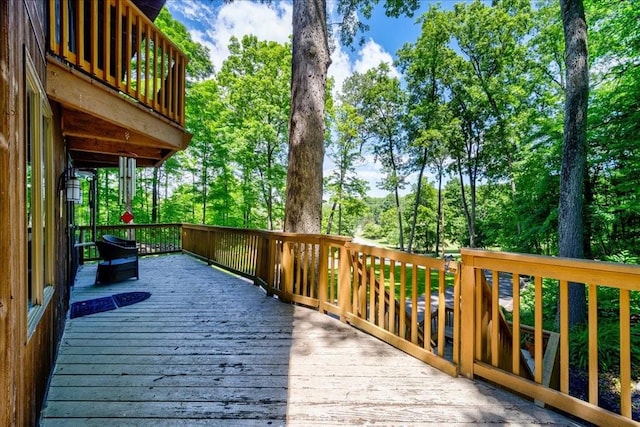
top-left (361, 222), bottom-right (383, 240)
top-left (517, 278), bottom-right (559, 331)
top-left (217, 35), bottom-right (291, 230)
top-left (324, 102), bottom-right (370, 236)
top-left (341, 63), bottom-right (409, 247)
top-left (155, 8), bottom-right (213, 80)
top-left (569, 321), bottom-right (640, 377)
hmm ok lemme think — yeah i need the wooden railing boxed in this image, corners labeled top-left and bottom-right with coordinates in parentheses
top-left (48, 0), bottom-right (187, 125)
top-left (460, 249), bottom-right (640, 426)
top-left (182, 225), bottom-right (461, 377)
top-left (91, 223), bottom-right (639, 425)
top-left (76, 223), bottom-right (182, 261)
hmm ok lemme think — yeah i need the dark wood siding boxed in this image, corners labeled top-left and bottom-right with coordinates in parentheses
top-left (1, 1), bottom-right (70, 425)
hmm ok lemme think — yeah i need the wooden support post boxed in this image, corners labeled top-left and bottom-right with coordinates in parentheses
top-left (282, 241), bottom-right (294, 303)
top-left (459, 254), bottom-right (475, 379)
top-left (317, 239), bottom-right (328, 313)
top-left (337, 245), bottom-right (351, 322)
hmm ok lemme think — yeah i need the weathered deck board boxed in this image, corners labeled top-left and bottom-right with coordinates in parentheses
top-left (41, 254), bottom-right (583, 426)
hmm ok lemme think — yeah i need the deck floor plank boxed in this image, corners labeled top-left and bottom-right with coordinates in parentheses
top-left (41, 254), bottom-right (583, 426)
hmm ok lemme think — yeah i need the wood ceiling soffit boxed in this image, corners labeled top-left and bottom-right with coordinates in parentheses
top-left (66, 136), bottom-right (165, 160)
top-left (71, 152), bottom-right (159, 168)
top-left (61, 109), bottom-right (172, 149)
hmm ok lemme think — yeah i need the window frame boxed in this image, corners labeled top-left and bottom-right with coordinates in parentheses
top-left (25, 50), bottom-right (55, 338)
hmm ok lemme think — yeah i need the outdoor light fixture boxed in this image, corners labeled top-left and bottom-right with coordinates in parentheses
top-left (65, 175), bottom-right (82, 204)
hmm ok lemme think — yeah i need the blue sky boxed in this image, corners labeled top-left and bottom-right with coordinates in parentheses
top-left (164, 0), bottom-right (451, 197)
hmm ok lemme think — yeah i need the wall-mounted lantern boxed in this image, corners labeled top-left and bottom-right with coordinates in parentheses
top-left (65, 175), bottom-right (82, 204)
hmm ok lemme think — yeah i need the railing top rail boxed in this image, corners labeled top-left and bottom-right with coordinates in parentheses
top-left (347, 241), bottom-right (447, 269)
top-left (461, 248), bottom-right (640, 289)
top-left (181, 224), bottom-right (354, 243)
top-left (82, 223), bottom-right (183, 229)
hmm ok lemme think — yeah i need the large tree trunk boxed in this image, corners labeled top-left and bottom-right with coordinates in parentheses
top-left (558, 0), bottom-right (588, 326)
top-left (284, 0), bottom-right (330, 234)
top-left (435, 163), bottom-right (443, 256)
top-left (394, 186), bottom-right (404, 251)
top-left (408, 147), bottom-right (428, 253)
top-left (456, 153), bottom-right (476, 248)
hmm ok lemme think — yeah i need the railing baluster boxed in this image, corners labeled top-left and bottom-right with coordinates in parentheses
top-left (115, 0), bottom-right (123, 89)
top-left (534, 276), bottom-right (543, 383)
top-left (511, 273), bottom-right (521, 375)
top-left (125, 5), bottom-right (133, 94)
top-left (104, 0), bottom-right (111, 82)
top-left (588, 283), bottom-right (598, 405)
top-left (411, 263), bottom-right (418, 344)
top-left (389, 259), bottom-right (396, 336)
top-left (559, 279), bottom-right (569, 393)
top-left (91, 0), bottom-right (98, 75)
top-left (620, 288), bottom-right (631, 418)
top-left (437, 267), bottom-right (445, 356)
top-left (452, 265), bottom-right (461, 366)
top-left (49, 0), bottom-right (58, 55)
top-left (76, 0), bottom-right (84, 66)
top-left (399, 262), bottom-right (406, 340)
top-left (475, 268), bottom-right (484, 362)
top-left (377, 257), bottom-right (385, 328)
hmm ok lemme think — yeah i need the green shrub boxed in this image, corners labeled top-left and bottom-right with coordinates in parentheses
top-left (568, 320), bottom-right (640, 377)
top-left (518, 277), bottom-right (559, 331)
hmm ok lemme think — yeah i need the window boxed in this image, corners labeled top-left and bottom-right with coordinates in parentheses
top-left (25, 50), bottom-right (54, 335)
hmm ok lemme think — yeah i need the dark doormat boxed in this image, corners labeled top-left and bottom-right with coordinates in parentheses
top-left (113, 291), bottom-right (151, 307)
top-left (70, 292), bottom-right (151, 318)
top-left (70, 296), bottom-right (117, 318)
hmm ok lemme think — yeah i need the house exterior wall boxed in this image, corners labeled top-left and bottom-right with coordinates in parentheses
top-left (1, 1), bottom-right (70, 425)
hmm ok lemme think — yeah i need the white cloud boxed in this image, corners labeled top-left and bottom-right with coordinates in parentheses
top-left (167, 0), bottom-right (398, 88)
top-left (167, 0), bottom-right (292, 73)
top-left (327, 38), bottom-right (352, 96)
top-left (354, 38), bottom-right (400, 78)
top-left (210, 1), bottom-right (292, 72)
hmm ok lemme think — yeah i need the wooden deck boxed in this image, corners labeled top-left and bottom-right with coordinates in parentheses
top-left (41, 254), bottom-right (584, 426)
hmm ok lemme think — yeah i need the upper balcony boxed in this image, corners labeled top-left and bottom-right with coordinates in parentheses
top-left (46, 0), bottom-right (191, 168)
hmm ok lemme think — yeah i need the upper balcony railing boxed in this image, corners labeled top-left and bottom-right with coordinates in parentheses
top-left (48, 0), bottom-right (187, 126)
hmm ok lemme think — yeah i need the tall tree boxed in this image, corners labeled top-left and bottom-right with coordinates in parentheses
top-left (342, 64), bottom-right (408, 249)
top-left (218, 36), bottom-right (291, 229)
top-left (325, 103), bottom-right (368, 235)
top-left (285, 0), bottom-right (420, 234)
top-left (397, 6), bottom-right (454, 253)
top-left (558, 0), bottom-right (589, 325)
top-left (284, 0), bottom-right (330, 234)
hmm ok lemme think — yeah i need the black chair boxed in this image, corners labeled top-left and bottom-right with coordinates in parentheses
top-left (102, 234), bottom-right (137, 248)
top-left (95, 236), bottom-right (139, 285)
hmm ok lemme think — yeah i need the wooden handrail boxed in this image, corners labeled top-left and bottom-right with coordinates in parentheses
top-left (48, 0), bottom-right (187, 125)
